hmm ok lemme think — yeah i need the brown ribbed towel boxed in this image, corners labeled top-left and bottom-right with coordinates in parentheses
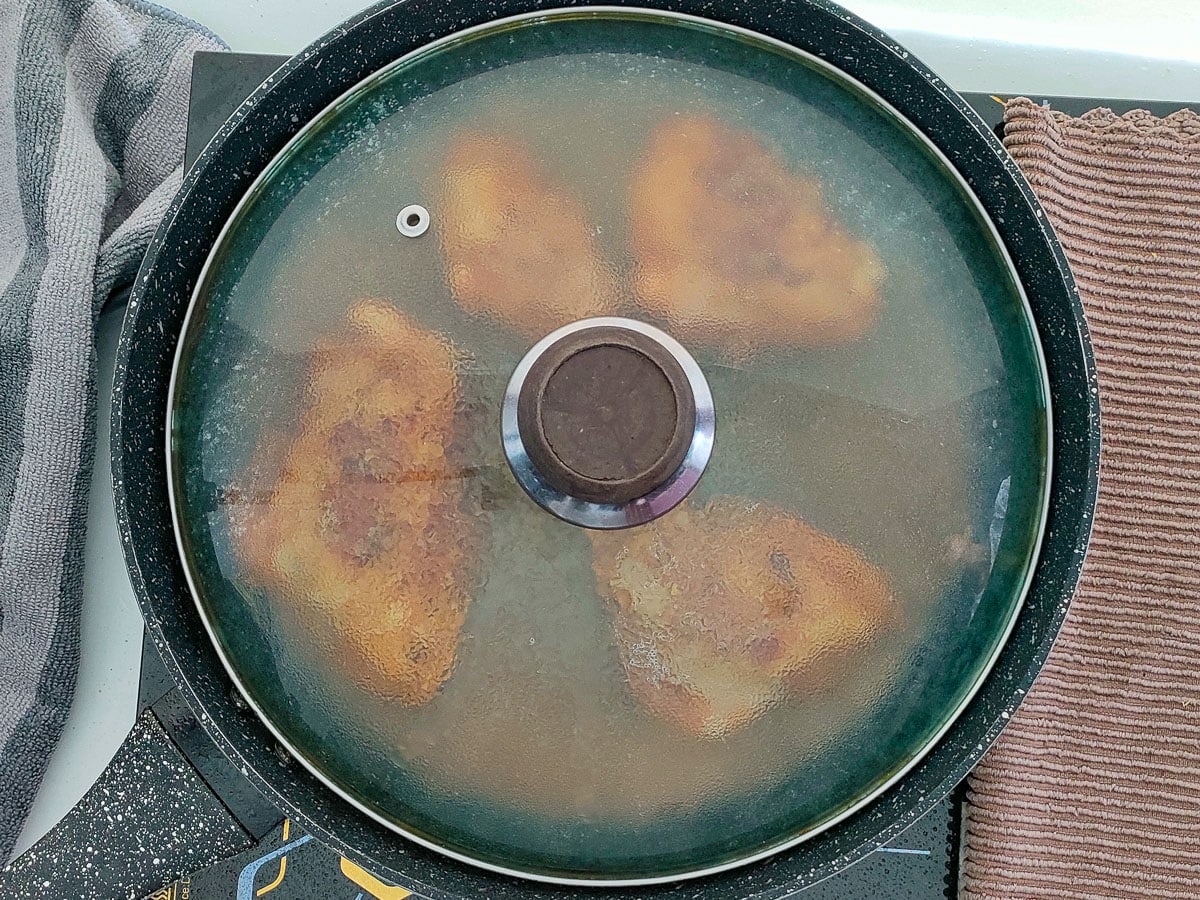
top-left (962, 99), bottom-right (1200, 898)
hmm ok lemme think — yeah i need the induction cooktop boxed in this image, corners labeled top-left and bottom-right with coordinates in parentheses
top-left (0, 49), bottom-right (1189, 900)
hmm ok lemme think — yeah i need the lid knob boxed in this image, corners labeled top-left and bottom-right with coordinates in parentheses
top-left (517, 327), bottom-right (696, 504)
top-left (502, 318), bottom-right (714, 528)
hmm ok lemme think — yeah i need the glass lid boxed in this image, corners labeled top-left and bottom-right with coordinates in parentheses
top-left (169, 8), bottom-right (1050, 885)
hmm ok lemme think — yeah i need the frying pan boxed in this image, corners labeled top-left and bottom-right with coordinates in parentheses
top-left (112, 0), bottom-right (1099, 895)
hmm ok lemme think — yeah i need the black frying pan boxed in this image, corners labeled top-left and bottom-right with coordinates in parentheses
top-left (112, 1), bottom-right (1099, 896)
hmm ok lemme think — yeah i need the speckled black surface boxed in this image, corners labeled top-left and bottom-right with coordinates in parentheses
top-left (111, 1), bottom-right (1100, 897)
top-left (141, 792), bottom-right (957, 899)
top-left (0, 712), bottom-right (249, 900)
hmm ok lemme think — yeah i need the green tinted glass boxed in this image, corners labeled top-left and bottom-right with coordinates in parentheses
top-left (170, 10), bottom-right (1049, 883)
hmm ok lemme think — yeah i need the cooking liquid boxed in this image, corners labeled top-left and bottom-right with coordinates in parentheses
top-left (174, 14), bottom-right (1047, 880)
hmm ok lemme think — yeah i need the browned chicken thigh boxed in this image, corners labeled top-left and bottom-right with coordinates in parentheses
top-left (236, 299), bottom-right (478, 704)
top-left (630, 115), bottom-right (884, 354)
top-left (591, 497), bottom-right (894, 738)
top-left (437, 133), bottom-right (619, 337)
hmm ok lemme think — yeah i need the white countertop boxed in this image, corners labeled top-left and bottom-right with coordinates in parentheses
top-left (172, 0), bottom-right (1200, 100)
top-left (15, 0), bottom-right (1200, 862)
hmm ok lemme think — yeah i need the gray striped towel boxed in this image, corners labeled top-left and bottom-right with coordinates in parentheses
top-left (0, 0), bottom-right (223, 862)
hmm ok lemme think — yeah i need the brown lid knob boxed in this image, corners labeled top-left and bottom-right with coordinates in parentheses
top-left (516, 326), bottom-right (697, 505)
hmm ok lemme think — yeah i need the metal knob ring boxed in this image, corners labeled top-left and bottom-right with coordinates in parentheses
top-left (501, 317), bottom-right (715, 529)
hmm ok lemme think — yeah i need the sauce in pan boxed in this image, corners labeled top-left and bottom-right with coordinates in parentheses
top-left (171, 12), bottom-right (1048, 882)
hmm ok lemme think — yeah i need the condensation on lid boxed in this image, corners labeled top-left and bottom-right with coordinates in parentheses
top-left (167, 8), bottom-right (1051, 885)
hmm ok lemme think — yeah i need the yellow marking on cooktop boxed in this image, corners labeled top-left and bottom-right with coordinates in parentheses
top-left (255, 819), bottom-right (292, 896)
top-left (340, 858), bottom-right (413, 899)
